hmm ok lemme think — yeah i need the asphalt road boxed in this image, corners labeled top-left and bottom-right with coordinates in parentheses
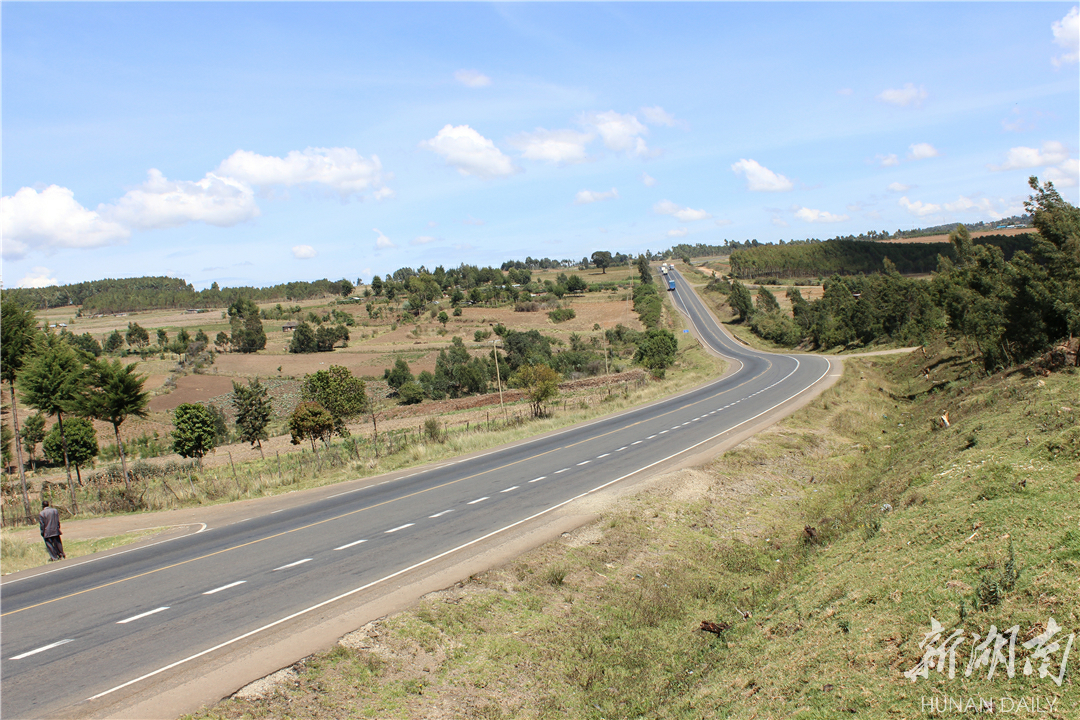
top-left (0, 270), bottom-right (833, 719)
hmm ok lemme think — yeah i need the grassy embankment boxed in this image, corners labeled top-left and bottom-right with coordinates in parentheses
top-left (190, 341), bottom-right (1079, 719)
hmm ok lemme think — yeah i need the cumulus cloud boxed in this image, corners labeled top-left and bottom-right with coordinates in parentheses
top-left (1, 185), bottom-right (130, 259)
top-left (795, 207), bottom-right (850, 223)
top-left (654, 199), bottom-right (711, 221)
top-left (292, 245), bottom-right (317, 259)
top-left (510, 128), bottom-right (593, 164)
top-left (421, 124), bottom-right (519, 178)
top-left (18, 267), bottom-right (58, 288)
top-left (104, 169), bottom-right (259, 230)
top-left (580, 111), bottom-right (650, 157)
top-left (1045, 157), bottom-right (1079, 187)
top-left (412, 235), bottom-right (437, 245)
top-left (988, 141), bottom-right (1070, 170)
top-left (454, 69), bottom-right (491, 87)
top-left (217, 147), bottom-right (390, 198)
top-left (876, 83), bottom-right (928, 107)
top-left (641, 172), bottom-right (657, 187)
top-left (730, 159), bottom-right (794, 192)
top-left (639, 106), bottom-right (678, 127)
top-left (876, 153), bottom-right (900, 167)
top-left (373, 228), bottom-right (395, 249)
top-left (908, 143), bottom-right (940, 160)
top-left (900, 195), bottom-right (1016, 219)
top-left (575, 188), bottom-right (619, 204)
top-left (666, 228), bottom-right (689, 238)
top-left (888, 182), bottom-right (912, 193)
top-left (1052, 7), bottom-right (1079, 67)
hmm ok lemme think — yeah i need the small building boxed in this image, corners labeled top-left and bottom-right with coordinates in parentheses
top-left (282, 321), bottom-right (299, 332)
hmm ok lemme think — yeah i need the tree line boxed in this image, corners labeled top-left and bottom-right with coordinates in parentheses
top-left (715, 178), bottom-right (1078, 372)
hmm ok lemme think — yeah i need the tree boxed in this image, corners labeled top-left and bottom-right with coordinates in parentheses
top-left (21, 413), bottom-right (46, 471)
top-left (300, 366), bottom-right (369, 436)
top-left (634, 328), bottom-right (678, 373)
top-left (228, 297), bottom-right (266, 353)
top-left (371, 275), bottom-right (384, 296)
top-left (509, 363), bottom-right (561, 417)
top-left (438, 310), bottom-right (449, 327)
top-left (289, 322), bottom-right (317, 353)
top-left (215, 331), bottom-right (231, 352)
top-left (78, 359), bottom-right (150, 493)
top-left (288, 401), bottom-right (336, 451)
top-left (397, 381), bottom-right (425, 405)
top-left (591, 251), bottom-right (613, 274)
top-left (104, 329), bottom-right (124, 353)
top-left (384, 358), bottom-right (414, 391)
top-left (126, 322), bottom-right (149, 348)
top-left (172, 403), bottom-right (217, 461)
top-left (728, 281), bottom-right (754, 321)
top-left (637, 254), bottom-right (652, 285)
top-left (18, 333), bottom-right (87, 512)
top-left (43, 417), bottom-right (98, 486)
top-left (316, 324), bottom-right (349, 352)
top-left (1, 301), bottom-right (39, 515)
top-left (195, 328), bottom-right (209, 345)
top-left (232, 378), bottom-right (272, 458)
top-left (565, 274), bottom-right (588, 294)
top-left (338, 278), bottom-right (355, 297)
top-left (755, 286), bottom-right (781, 314)
top-left (157, 328), bottom-right (169, 347)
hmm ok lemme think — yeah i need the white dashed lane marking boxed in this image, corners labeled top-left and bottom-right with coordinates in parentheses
top-left (631, 441), bottom-right (642, 445)
top-left (555, 468), bottom-right (569, 474)
top-left (577, 460), bottom-right (590, 466)
top-left (596, 453), bottom-right (610, 459)
top-left (500, 486), bottom-right (519, 493)
top-left (385, 524), bottom-right (415, 534)
top-left (117, 607), bottom-right (170, 624)
top-left (467, 497), bottom-right (489, 505)
top-left (616, 446), bottom-right (628, 451)
top-left (272, 559), bottom-right (312, 571)
top-left (429, 509), bottom-right (454, 518)
top-left (203, 581), bottom-right (246, 595)
top-left (10, 639), bottom-right (74, 660)
top-left (529, 476), bottom-right (546, 483)
top-left (334, 539), bottom-right (368, 550)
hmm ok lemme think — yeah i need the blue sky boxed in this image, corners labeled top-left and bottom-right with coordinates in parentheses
top-left (3, 2), bottom-right (1077, 290)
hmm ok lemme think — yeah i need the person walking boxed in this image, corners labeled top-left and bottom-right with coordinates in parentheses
top-left (38, 500), bottom-right (65, 561)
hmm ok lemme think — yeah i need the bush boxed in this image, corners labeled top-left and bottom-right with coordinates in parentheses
top-left (548, 308), bottom-right (576, 323)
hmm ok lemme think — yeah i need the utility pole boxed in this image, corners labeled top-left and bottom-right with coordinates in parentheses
top-left (491, 330), bottom-right (507, 424)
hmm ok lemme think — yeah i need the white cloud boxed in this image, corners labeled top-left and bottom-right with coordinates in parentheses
top-left (580, 111), bottom-right (650, 156)
top-left (876, 153), bottom-right (900, 167)
top-left (654, 199), bottom-right (711, 221)
top-left (412, 235), bottom-right (437, 245)
top-left (216, 147), bottom-right (390, 198)
top-left (1052, 7), bottom-right (1079, 67)
top-left (730, 159), bottom-right (794, 192)
top-left (1, 185), bottom-right (130, 259)
top-left (772, 218), bottom-right (789, 228)
top-left (640, 106), bottom-right (678, 127)
top-left (641, 172), bottom-right (657, 187)
top-left (988, 141), bottom-right (1070, 170)
top-left (666, 228), bottom-right (688, 238)
top-left (899, 196), bottom-right (940, 217)
top-left (421, 124), bottom-right (519, 178)
top-left (18, 267), bottom-right (58, 288)
top-left (105, 169), bottom-right (259, 230)
top-left (899, 195), bottom-right (1017, 219)
top-left (454, 69), bottom-right (491, 87)
top-left (373, 228), bottom-right (395, 249)
top-left (888, 182), bottom-right (911, 193)
top-left (1044, 157), bottom-right (1079, 187)
top-left (908, 142), bottom-right (940, 160)
top-left (510, 128), bottom-right (593, 164)
top-left (292, 245), bottom-right (317, 259)
top-left (876, 83), bottom-right (928, 107)
top-left (795, 206), bottom-right (850, 223)
top-left (575, 188), bottom-right (619, 204)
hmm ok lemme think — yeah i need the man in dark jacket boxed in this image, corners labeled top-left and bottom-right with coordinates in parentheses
top-left (38, 500), bottom-right (65, 561)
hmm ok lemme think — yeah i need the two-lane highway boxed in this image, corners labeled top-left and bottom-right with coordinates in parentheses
top-left (1, 270), bottom-right (833, 719)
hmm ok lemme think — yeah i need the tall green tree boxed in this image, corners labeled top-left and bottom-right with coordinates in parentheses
top-left (20, 413), bottom-right (46, 471)
top-left (728, 281), bottom-right (754, 322)
top-left (289, 322), bottom-right (317, 353)
top-left (228, 297), bottom-right (267, 353)
top-left (232, 378), bottom-right (272, 458)
top-left (104, 329), bottom-right (124, 353)
top-left (1, 301), bottom-right (39, 515)
top-left (172, 403), bottom-right (217, 461)
top-left (300, 366), bottom-right (369, 436)
top-left (18, 332), bottom-right (87, 512)
top-left (591, 251), bottom-right (613, 274)
top-left (755, 286), bottom-right (781, 314)
top-left (126, 322), bottom-right (149, 348)
top-left (637, 254), bottom-right (653, 285)
top-left (43, 417), bottom-right (98, 487)
top-left (384, 358), bottom-right (415, 391)
top-left (78, 359), bottom-right (150, 493)
top-left (288, 401), bottom-right (336, 451)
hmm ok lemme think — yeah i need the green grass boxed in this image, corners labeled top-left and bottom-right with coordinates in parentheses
top-left (190, 344), bottom-right (1079, 720)
top-left (0, 528), bottom-right (162, 574)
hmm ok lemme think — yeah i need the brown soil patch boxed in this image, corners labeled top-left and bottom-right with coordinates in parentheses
top-left (148, 375), bottom-right (238, 412)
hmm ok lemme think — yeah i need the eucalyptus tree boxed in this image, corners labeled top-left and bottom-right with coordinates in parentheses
top-left (17, 332), bottom-right (87, 513)
top-left (232, 378), bottom-right (272, 458)
top-left (1, 301), bottom-right (39, 516)
top-left (78, 359), bottom-right (150, 493)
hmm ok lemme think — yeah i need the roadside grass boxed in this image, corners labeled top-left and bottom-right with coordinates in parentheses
top-left (190, 346), bottom-right (1079, 720)
top-left (0, 529), bottom-right (162, 574)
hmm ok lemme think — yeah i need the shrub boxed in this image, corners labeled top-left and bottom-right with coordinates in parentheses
top-left (548, 308), bottom-right (576, 323)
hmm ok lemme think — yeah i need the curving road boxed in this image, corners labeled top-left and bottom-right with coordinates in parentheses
top-left (1, 270), bottom-right (836, 719)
